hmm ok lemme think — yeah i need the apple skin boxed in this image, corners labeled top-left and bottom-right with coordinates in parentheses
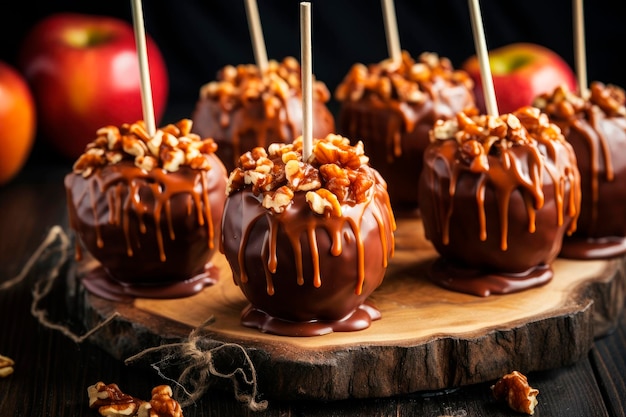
top-left (0, 61), bottom-right (36, 186)
top-left (462, 43), bottom-right (577, 114)
top-left (18, 13), bottom-right (169, 160)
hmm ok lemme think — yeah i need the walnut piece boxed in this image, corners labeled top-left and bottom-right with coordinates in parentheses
top-left (0, 354), bottom-right (14, 378)
top-left (87, 382), bottom-right (183, 417)
top-left (73, 119), bottom-right (218, 177)
top-left (534, 81), bottom-right (626, 118)
top-left (138, 385), bottom-right (183, 417)
top-left (491, 371), bottom-right (539, 415)
top-left (198, 56), bottom-right (331, 115)
top-left (335, 50), bottom-right (473, 103)
top-left (227, 134), bottom-right (377, 217)
top-left (431, 106), bottom-right (565, 173)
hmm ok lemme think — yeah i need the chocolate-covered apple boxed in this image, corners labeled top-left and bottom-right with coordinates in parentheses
top-left (418, 107), bottom-right (581, 296)
top-left (534, 82), bottom-right (626, 258)
top-left (221, 134), bottom-right (396, 336)
top-left (191, 57), bottom-right (335, 172)
top-left (335, 51), bottom-right (476, 210)
top-left (65, 119), bottom-right (227, 300)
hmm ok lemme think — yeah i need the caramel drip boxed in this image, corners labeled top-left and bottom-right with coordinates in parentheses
top-left (222, 95), bottom-right (298, 167)
top-left (237, 183), bottom-right (395, 296)
top-left (344, 82), bottom-right (471, 164)
top-left (73, 165), bottom-right (216, 263)
top-left (569, 110), bottom-right (615, 233)
top-left (430, 139), bottom-right (578, 250)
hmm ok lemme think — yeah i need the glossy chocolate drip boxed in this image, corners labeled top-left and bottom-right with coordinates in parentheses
top-left (221, 177), bottom-right (395, 336)
top-left (429, 258), bottom-right (553, 297)
top-left (192, 93), bottom-right (335, 172)
top-left (535, 83), bottom-right (626, 258)
top-left (419, 112), bottom-right (580, 295)
top-left (337, 81), bottom-right (474, 209)
top-left (65, 158), bottom-right (226, 288)
top-left (553, 112), bottom-right (626, 258)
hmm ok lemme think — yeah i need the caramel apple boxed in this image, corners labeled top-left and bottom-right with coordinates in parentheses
top-left (221, 134), bottom-right (396, 336)
top-left (191, 57), bottom-right (335, 172)
top-left (418, 107), bottom-right (581, 296)
top-left (534, 82), bottom-right (626, 259)
top-left (335, 51), bottom-right (476, 211)
top-left (65, 119), bottom-right (227, 300)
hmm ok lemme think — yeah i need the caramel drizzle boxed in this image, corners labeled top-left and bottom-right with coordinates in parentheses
top-left (345, 82), bottom-right (472, 163)
top-left (70, 165), bottom-right (216, 262)
top-left (430, 140), bottom-right (579, 250)
top-left (237, 184), bottom-right (395, 296)
top-left (569, 108), bottom-right (615, 232)
top-left (219, 94), bottom-right (298, 167)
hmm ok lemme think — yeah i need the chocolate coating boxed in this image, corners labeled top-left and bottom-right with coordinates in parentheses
top-left (418, 109), bottom-right (580, 296)
top-left (221, 176), bottom-right (395, 336)
top-left (336, 53), bottom-right (475, 210)
top-left (192, 94), bottom-right (335, 172)
top-left (539, 89), bottom-right (626, 259)
top-left (65, 158), bottom-right (227, 293)
top-left (338, 86), bottom-right (473, 209)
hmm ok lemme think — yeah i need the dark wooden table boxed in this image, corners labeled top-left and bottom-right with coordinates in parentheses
top-left (1, 152), bottom-right (624, 417)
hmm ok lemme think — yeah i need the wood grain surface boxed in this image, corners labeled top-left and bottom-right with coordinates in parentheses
top-left (78, 216), bottom-right (626, 401)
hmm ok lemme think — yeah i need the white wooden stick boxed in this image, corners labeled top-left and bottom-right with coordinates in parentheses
top-left (573, 0), bottom-right (588, 98)
top-left (300, 2), bottom-right (313, 162)
top-left (468, 0), bottom-right (498, 117)
top-left (244, 0), bottom-right (269, 73)
top-left (381, 0), bottom-right (402, 65)
top-left (130, 0), bottom-right (156, 137)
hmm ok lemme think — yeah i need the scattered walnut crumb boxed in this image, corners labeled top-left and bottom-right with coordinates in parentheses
top-left (431, 106), bottom-right (566, 173)
top-left (227, 134), bottom-right (376, 217)
top-left (534, 81), bottom-right (626, 118)
top-left (198, 56), bottom-right (331, 113)
top-left (73, 119), bottom-right (218, 178)
top-left (491, 371), bottom-right (539, 415)
top-left (87, 381), bottom-right (183, 417)
top-left (0, 354), bottom-right (14, 377)
top-left (335, 50), bottom-right (473, 103)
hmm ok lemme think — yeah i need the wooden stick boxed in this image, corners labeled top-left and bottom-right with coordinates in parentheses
top-left (468, 0), bottom-right (498, 116)
top-left (130, 0), bottom-right (156, 137)
top-left (381, 0), bottom-right (402, 65)
top-left (300, 2), bottom-right (313, 161)
top-left (244, 0), bottom-right (268, 73)
top-left (573, 0), bottom-right (588, 98)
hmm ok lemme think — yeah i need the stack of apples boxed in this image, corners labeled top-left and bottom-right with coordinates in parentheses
top-left (0, 12), bottom-right (169, 186)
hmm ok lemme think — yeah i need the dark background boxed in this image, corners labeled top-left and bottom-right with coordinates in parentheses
top-left (2, 0), bottom-right (624, 160)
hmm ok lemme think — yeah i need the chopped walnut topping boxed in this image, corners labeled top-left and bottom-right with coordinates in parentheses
top-left (198, 57), bottom-right (331, 116)
top-left (335, 50), bottom-right (473, 103)
top-left (0, 354), bottom-right (14, 378)
top-left (534, 82), bottom-right (626, 118)
top-left (431, 106), bottom-right (565, 172)
top-left (491, 371), bottom-right (539, 415)
top-left (227, 134), bottom-right (377, 216)
top-left (72, 119), bottom-right (218, 178)
top-left (87, 382), bottom-right (183, 417)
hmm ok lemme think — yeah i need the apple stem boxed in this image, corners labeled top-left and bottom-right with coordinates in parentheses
top-left (381, 0), bottom-right (402, 66)
top-left (300, 2), bottom-right (313, 162)
top-left (130, 0), bottom-right (156, 137)
top-left (245, 0), bottom-right (268, 73)
top-left (468, 0), bottom-right (499, 117)
top-left (573, 0), bottom-right (589, 99)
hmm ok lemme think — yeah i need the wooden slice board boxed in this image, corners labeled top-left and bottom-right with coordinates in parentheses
top-left (75, 217), bottom-right (626, 401)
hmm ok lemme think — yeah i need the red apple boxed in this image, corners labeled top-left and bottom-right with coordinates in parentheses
top-left (18, 12), bottom-right (169, 160)
top-left (462, 43), bottom-right (577, 115)
top-left (0, 61), bottom-right (36, 186)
